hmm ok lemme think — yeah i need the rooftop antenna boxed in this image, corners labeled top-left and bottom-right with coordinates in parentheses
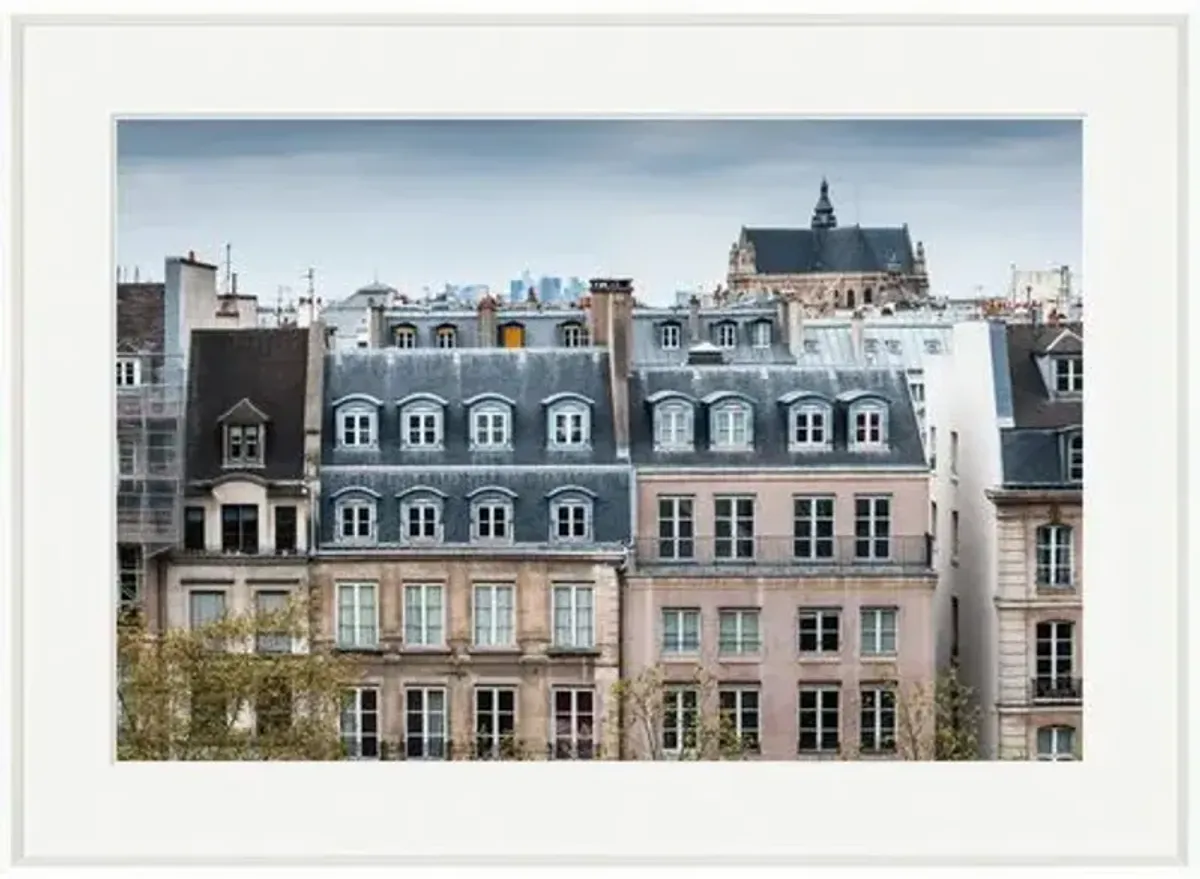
top-left (853, 182), bottom-right (860, 225)
top-left (223, 243), bottom-right (233, 297)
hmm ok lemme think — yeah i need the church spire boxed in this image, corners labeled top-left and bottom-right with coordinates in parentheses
top-left (811, 177), bottom-right (837, 230)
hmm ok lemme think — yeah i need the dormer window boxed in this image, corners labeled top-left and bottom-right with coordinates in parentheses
top-left (1054, 357), bottom-right (1083, 394)
top-left (394, 324), bottom-right (418, 349)
top-left (398, 487), bottom-right (447, 544)
top-left (543, 393), bottom-right (593, 450)
top-left (653, 401), bottom-right (694, 451)
top-left (709, 400), bottom-right (754, 451)
top-left (1066, 432), bottom-right (1083, 482)
top-left (924, 339), bottom-right (943, 355)
top-left (803, 339), bottom-right (820, 355)
top-left (333, 395), bottom-right (382, 449)
top-left (224, 424), bottom-right (264, 468)
top-left (499, 322), bottom-right (526, 349)
top-left (560, 322), bottom-right (589, 348)
top-left (468, 487), bottom-right (517, 544)
top-left (397, 394), bottom-right (447, 450)
top-left (547, 487), bottom-right (597, 544)
top-left (470, 404), bottom-right (512, 450)
top-left (751, 321), bottom-right (772, 349)
top-left (849, 401), bottom-right (889, 450)
top-left (790, 405), bottom-right (829, 451)
top-left (332, 488), bottom-right (380, 545)
top-left (714, 321), bottom-right (738, 349)
top-left (116, 357), bottom-right (141, 387)
top-left (435, 325), bottom-right (457, 349)
top-left (660, 323), bottom-right (682, 350)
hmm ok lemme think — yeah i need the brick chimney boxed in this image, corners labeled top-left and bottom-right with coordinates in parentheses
top-left (477, 294), bottom-right (498, 347)
top-left (367, 300), bottom-right (385, 348)
top-left (588, 278), bottom-right (634, 457)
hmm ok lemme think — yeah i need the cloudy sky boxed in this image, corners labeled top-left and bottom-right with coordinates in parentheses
top-left (116, 119), bottom-right (1081, 306)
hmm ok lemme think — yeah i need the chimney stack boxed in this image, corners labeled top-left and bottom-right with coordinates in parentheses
top-left (850, 310), bottom-right (864, 362)
top-left (477, 294), bottom-right (498, 347)
top-left (231, 272), bottom-right (239, 296)
top-left (781, 296), bottom-right (806, 358)
top-left (367, 299), bottom-right (385, 348)
top-left (587, 278), bottom-right (634, 458)
top-left (687, 295), bottom-right (702, 344)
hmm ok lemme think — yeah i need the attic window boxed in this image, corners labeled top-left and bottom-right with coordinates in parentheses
top-left (803, 339), bottom-right (820, 355)
top-left (560, 322), bottom-right (589, 348)
top-left (788, 403), bottom-right (831, 452)
top-left (751, 321), bottom-right (772, 349)
top-left (654, 402), bottom-right (694, 451)
top-left (660, 323), bottom-right (682, 350)
top-left (402, 404), bottom-right (444, 450)
top-left (116, 358), bottom-right (142, 387)
top-left (548, 400), bottom-right (591, 449)
top-left (864, 339), bottom-right (880, 355)
top-left (849, 401), bottom-right (889, 450)
top-left (224, 424), bottom-right (264, 468)
top-left (924, 339), bottom-right (943, 355)
top-left (471, 403), bottom-right (512, 450)
top-left (885, 339), bottom-right (902, 355)
top-left (1066, 432), bottom-right (1083, 483)
top-left (714, 322), bottom-right (738, 349)
top-left (436, 326), bottom-right (457, 349)
top-left (710, 401), bottom-right (753, 451)
top-left (1054, 357), bottom-right (1083, 394)
top-left (394, 325), bottom-right (418, 349)
top-left (338, 406), bottom-right (377, 448)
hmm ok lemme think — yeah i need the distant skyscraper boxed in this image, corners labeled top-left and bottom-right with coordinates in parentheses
top-left (565, 276), bottom-right (586, 303)
top-left (509, 279), bottom-right (524, 303)
top-left (538, 276), bottom-right (563, 304)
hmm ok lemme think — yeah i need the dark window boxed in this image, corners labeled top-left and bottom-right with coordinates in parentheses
top-left (798, 609), bottom-right (841, 653)
top-left (221, 504), bottom-right (259, 554)
top-left (183, 506), bottom-right (206, 551)
top-left (798, 687), bottom-right (840, 753)
top-left (274, 505), bottom-right (298, 554)
top-left (118, 544), bottom-right (141, 605)
top-left (255, 674), bottom-right (292, 738)
top-left (474, 687), bottom-right (517, 759)
top-left (854, 496), bottom-right (892, 560)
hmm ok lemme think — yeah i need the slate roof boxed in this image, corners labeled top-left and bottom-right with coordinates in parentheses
top-left (185, 328), bottom-right (310, 482)
top-left (743, 225), bottom-right (917, 276)
top-left (116, 282), bottom-right (165, 353)
top-left (1000, 430), bottom-right (1078, 488)
top-left (629, 366), bottom-right (925, 468)
top-left (1006, 322), bottom-right (1083, 429)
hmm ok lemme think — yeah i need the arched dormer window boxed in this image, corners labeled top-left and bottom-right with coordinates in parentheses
top-left (435, 324), bottom-right (457, 349)
top-left (546, 485), bottom-right (597, 544)
top-left (393, 323), bottom-right (418, 349)
top-left (396, 393), bottom-right (447, 450)
top-left (559, 321), bottom-right (589, 348)
top-left (840, 391), bottom-right (890, 451)
top-left (397, 486), bottom-right (448, 544)
top-left (702, 391), bottom-right (755, 451)
top-left (542, 392), bottom-right (594, 450)
top-left (499, 321), bottom-right (526, 349)
top-left (712, 320), bottom-right (738, 349)
top-left (331, 486), bottom-right (381, 545)
top-left (1065, 431), bottom-right (1083, 483)
top-left (658, 321), bottom-right (682, 351)
top-left (331, 394), bottom-right (383, 449)
top-left (777, 392), bottom-right (833, 452)
top-left (465, 393), bottom-right (516, 451)
top-left (750, 319), bottom-right (772, 349)
top-left (467, 486), bottom-right (517, 545)
top-left (646, 391), bottom-right (696, 451)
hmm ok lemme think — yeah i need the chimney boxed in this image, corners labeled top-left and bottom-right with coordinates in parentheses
top-left (781, 296), bottom-right (805, 358)
top-left (687, 295), bottom-right (702, 343)
top-left (303, 317), bottom-right (328, 549)
top-left (850, 311), bottom-right (864, 361)
top-left (588, 278), bottom-right (634, 458)
top-left (366, 300), bottom-right (386, 348)
top-left (477, 294), bottom-right (498, 347)
top-left (188, 250), bottom-right (196, 262)
top-left (231, 272), bottom-right (239, 296)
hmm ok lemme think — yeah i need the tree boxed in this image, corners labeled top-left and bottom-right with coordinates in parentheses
top-left (612, 665), bottom-right (754, 760)
top-left (890, 666), bottom-right (983, 761)
top-left (117, 597), bottom-right (356, 761)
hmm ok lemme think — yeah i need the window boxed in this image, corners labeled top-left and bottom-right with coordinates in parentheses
top-left (435, 325), bottom-right (457, 348)
top-left (403, 405), bottom-right (443, 449)
top-left (1036, 524), bottom-right (1074, 587)
top-left (337, 500), bottom-right (375, 543)
top-left (1034, 621), bottom-right (1076, 695)
top-left (118, 437), bottom-right (137, 476)
top-left (475, 687), bottom-right (517, 758)
top-left (552, 688), bottom-right (595, 759)
top-left (861, 607), bottom-right (898, 656)
top-left (336, 582), bottom-right (378, 649)
top-left (473, 584), bottom-right (515, 647)
top-left (402, 583), bottom-right (445, 647)
top-left (851, 404), bottom-right (887, 448)
top-left (714, 322), bottom-right (738, 348)
top-left (552, 499), bottom-right (592, 542)
top-left (394, 325), bottom-right (418, 348)
top-left (718, 688), bottom-right (760, 752)
top-left (255, 674), bottom-right (292, 738)
top-left (472, 497), bottom-right (513, 543)
top-left (793, 496), bottom-right (834, 561)
top-left (118, 545), bottom-right (141, 607)
top-left (1036, 725), bottom-right (1077, 761)
top-left (930, 501), bottom-right (938, 559)
top-left (798, 609), bottom-right (841, 654)
top-left (885, 339), bottom-right (902, 355)
top-left (471, 406), bottom-right (511, 450)
top-left (924, 339), bottom-right (942, 355)
top-left (1067, 433), bottom-right (1083, 482)
top-left (115, 357), bottom-right (141, 387)
top-left (951, 596), bottom-right (960, 661)
top-left (711, 402), bottom-right (753, 450)
top-left (662, 687), bottom-right (699, 754)
top-left (928, 425), bottom-right (937, 469)
top-left (549, 403), bottom-right (590, 449)
top-left (189, 590), bottom-right (226, 630)
top-left (798, 686), bottom-right (840, 754)
top-left (657, 496), bottom-right (695, 560)
top-left (1054, 357), bottom-right (1083, 393)
top-left (654, 403), bottom-right (693, 450)
top-left (803, 339), bottom-right (820, 355)
top-left (661, 608), bottom-right (701, 654)
top-left (909, 380), bottom-right (924, 403)
top-left (405, 687), bottom-right (448, 759)
top-left (254, 590), bottom-right (291, 653)
top-left (183, 506), bottom-right (206, 550)
top-left (790, 405), bottom-right (828, 450)
top-left (220, 504), bottom-right (258, 553)
top-left (500, 322), bottom-right (526, 348)
top-left (561, 322), bottom-right (588, 347)
top-left (951, 510), bottom-right (960, 562)
top-left (660, 323), bottom-right (681, 350)
top-left (402, 498), bottom-right (442, 543)
top-left (864, 338), bottom-right (879, 355)
top-left (224, 424), bottom-right (263, 467)
top-left (751, 321), bottom-right (771, 348)
top-left (338, 407), bottom-right (376, 448)
top-left (854, 495), bottom-right (891, 560)
top-left (552, 584), bottom-right (595, 649)
top-left (340, 687), bottom-right (380, 759)
top-left (714, 496), bottom-right (755, 560)
top-left (274, 505), bottom-right (298, 554)
top-left (860, 686), bottom-right (897, 753)
top-left (718, 608), bottom-right (761, 655)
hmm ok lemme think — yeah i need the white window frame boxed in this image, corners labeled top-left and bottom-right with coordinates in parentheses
top-left (551, 687), bottom-right (596, 759)
top-left (718, 686), bottom-right (761, 752)
top-left (115, 357), bottom-right (141, 387)
top-left (653, 402), bottom-right (694, 451)
top-left (860, 607), bottom-right (898, 656)
top-left (550, 497), bottom-right (593, 543)
top-left (336, 498), bottom-right (377, 544)
top-left (188, 589), bottom-right (227, 630)
top-left (854, 495), bottom-right (892, 561)
top-left (657, 495), bottom-right (695, 560)
top-left (660, 323), bottom-right (681, 350)
top-left (471, 496), bottom-right (514, 544)
top-left (789, 404), bottom-right (830, 451)
top-left (793, 495), bottom-right (835, 561)
top-left (798, 608), bottom-right (841, 654)
top-left (751, 321), bottom-right (772, 349)
top-left (1054, 356), bottom-right (1083, 393)
top-left (547, 402), bottom-right (591, 449)
top-left (404, 686), bottom-right (448, 759)
top-left (253, 589), bottom-right (294, 654)
top-left (435, 326), bottom-right (457, 348)
top-left (662, 687), bottom-right (700, 755)
top-left (402, 403), bottom-right (444, 450)
top-left (224, 423), bottom-right (264, 468)
top-left (859, 685), bottom-right (897, 753)
top-left (798, 685), bottom-right (841, 754)
top-left (551, 583), bottom-right (595, 649)
top-left (118, 436), bottom-right (137, 477)
top-left (714, 321), bottom-right (738, 349)
top-left (473, 583), bottom-right (516, 648)
top-left (337, 406), bottom-right (377, 449)
top-left (661, 607), bottom-right (701, 655)
top-left (403, 583), bottom-right (445, 648)
top-left (1035, 524), bottom-right (1074, 587)
top-left (474, 686), bottom-right (517, 758)
top-left (393, 325), bottom-right (418, 349)
top-left (400, 497), bottom-right (443, 544)
top-left (710, 401), bottom-right (753, 451)
top-left (714, 495), bottom-right (755, 560)
top-left (718, 608), bottom-right (761, 655)
top-left (849, 402), bottom-right (888, 449)
top-left (470, 404), bottom-right (512, 450)
top-left (336, 582), bottom-right (379, 649)
top-left (1036, 725), bottom-right (1077, 761)
top-left (560, 322), bottom-right (588, 347)
top-left (1066, 432), bottom-right (1083, 482)
top-left (1035, 620), bottom-right (1076, 686)
top-left (340, 686), bottom-right (380, 760)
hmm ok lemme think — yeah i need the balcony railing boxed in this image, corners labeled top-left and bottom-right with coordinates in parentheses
top-left (632, 535), bottom-right (933, 574)
top-left (360, 738), bottom-right (588, 761)
top-left (1030, 676), bottom-right (1083, 704)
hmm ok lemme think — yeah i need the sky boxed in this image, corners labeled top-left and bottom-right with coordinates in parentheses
top-left (116, 119), bottom-right (1081, 306)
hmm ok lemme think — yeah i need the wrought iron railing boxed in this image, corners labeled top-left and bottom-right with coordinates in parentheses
top-left (632, 534), bottom-right (932, 573)
top-left (1029, 676), bottom-right (1083, 703)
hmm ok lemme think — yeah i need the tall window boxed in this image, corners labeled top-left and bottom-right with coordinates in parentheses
top-left (711, 403), bottom-right (752, 450)
top-left (183, 506), bottom-right (206, 551)
top-left (552, 689), bottom-right (595, 759)
top-left (255, 674), bottom-right (292, 739)
top-left (718, 608), bottom-right (761, 655)
top-left (116, 358), bottom-right (141, 387)
top-left (1054, 357), bottom-right (1083, 393)
top-left (657, 496), bottom-right (695, 560)
top-left (394, 325), bottom-right (417, 348)
top-left (274, 505), bottom-right (298, 553)
top-left (1067, 433), bottom-right (1083, 482)
top-left (549, 404), bottom-right (590, 448)
top-left (473, 584), bottom-right (515, 647)
top-left (798, 686), bottom-right (840, 754)
top-left (341, 687), bottom-right (380, 759)
top-left (661, 608), bottom-right (701, 654)
top-left (654, 403), bottom-right (693, 450)
top-left (714, 322), bottom-right (738, 348)
top-left (790, 406), bottom-right (828, 449)
top-left (471, 406), bottom-right (510, 449)
top-left (405, 687), bottom-right (447, 759)
top-left (1036, 725), bottom-right (1077, 761)
top-left (338, 500), bottom-right (375, 543)
top-left (718, 687), bottom-right (760, 752)
top-left (854, 496), bottom-right (891, 560)
top-left (474, 687), bottom-right (516, 758)
top-left (951, 510), bottom-right (961, 562)
top-left (660, 323), bottom-right (681, 350)
top-left (714, 496), bottom-right (755, 560)
top-left (338, 408), bottom-right (375, 448)
top-left (860, 686), bottom-right (897, 753)
top-left (253, 590), bottom-right (290, 653)
top-left (188, 590), bottom-right (227, 630)
top-left (852, 405), bottom-right (886, 447)
top-left (224, 424), bottom-right (263, 467)
top-left (220, 504), bottom-right (258, 554)
top-left (950, 431), bottom-right (959, 475)
top-left (404, 584), bottom-right (444, 647)
top-left (118, 437), bottom-right (137, 476)
top-left (472, 498), bottom-right (513, 543)
top-left (751, 321), bottom-right (771, 348)
top-left (560, 322), bottom-right (588, 347)
top-left (552, 584), bottom-right (594, 649)
top-left (551, 499), bottom-right (591, 542)
top-left (798, 608), bottom-right (841, 654)
top-left (662, 688), bottom-right (699, 754)
top-left (1035, 524), bottom-right (1074, 587)
top-left (403, 406), bottom-right (442, 448)
top-left (336, 582), bottom-right (378, 649)
top-left (793, 496), bottom-right (834, 560)
top-left (1034, 621), bottom-right (1076, 695)
top-left (435, 326), bottom-right (457, 348)
top-left (118, 545), bottom-right (142, 607)
top-left (860, 607), bottom-right (898, 656)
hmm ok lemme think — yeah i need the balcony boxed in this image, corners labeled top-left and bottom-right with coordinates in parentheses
top-left (631, 535), bottom-right (933, 576)
top-left (1030, 676), bottom-right (1084, 704)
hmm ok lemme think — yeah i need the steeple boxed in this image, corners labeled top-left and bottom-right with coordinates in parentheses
top-left (811, 178), bottom-right (837, 229)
